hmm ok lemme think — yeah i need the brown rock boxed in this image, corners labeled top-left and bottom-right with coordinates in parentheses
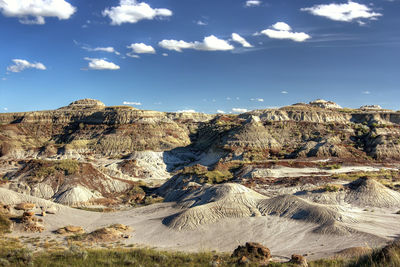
top-left (23, 211), bottom-right (35, 217)
top-left (290, 254), bottom-right (308, 267)
top-left (232, 242), bottom-right (271, 265)
top-left (15, 203), bottom-right (35, 211)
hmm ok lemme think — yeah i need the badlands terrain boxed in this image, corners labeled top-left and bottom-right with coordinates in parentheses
top-left (1, 98), bottom-right (400, 266)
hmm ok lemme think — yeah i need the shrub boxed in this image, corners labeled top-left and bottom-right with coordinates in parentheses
top-left (321, 184), bottom-right (342, 192)
top-left (0, 213), bottom-right (11, 235)
top-left (33, 159), bottom-right (79, 178)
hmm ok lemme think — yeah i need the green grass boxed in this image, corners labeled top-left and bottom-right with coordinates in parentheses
top-left (33, 160), bottom-right (79, 178)
top-left (0, 238), bottom-right (399, 267)
top-left (180, 164), bottom-right (235, 184)
top-left (321, 184), bottom-right (342, 192)
top-left (0, 213), bottom-right (11, 235)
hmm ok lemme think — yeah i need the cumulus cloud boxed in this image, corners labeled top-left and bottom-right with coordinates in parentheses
top-left (177, 109), bottom-right (196, 113)
top-left (7, 59), bottom-right (46, 73)
top-left (159, 35), bottom-right (234, 52)
top-left (3, 108), bottom-right (8, 111)
top-left (103, 0), bottom-right (172, 25)
top-left (251, 98), bottom-right (264, 102)
top-left (301, 1), bottom-right (382, 24)
top-left (0, 0), bottom-right (76, 25)
top-left (272, 22), bottom-right (292, 31)
top-left (123, 101), bottom-right (142, 105)
top-left (232, 108), bottom-right (248, 113)
top-left (231, 33), bottom-right (253, 48)
top-left (127, 43), bottom-right (156, 54)
top-left (245, 0), bottom-right (262, 7)
top-left (162, 53), bottom-right (168, 57)
top-left (281, 90), bottom-right (288, 94)
top-left (260, 22), bottom-right (311, 42)
top-left (217, 110), bottom-right (225, 114)
top-left (84, 57), bottom-right (120, 70)
top-left (83, 46), bottom-right (120, 55)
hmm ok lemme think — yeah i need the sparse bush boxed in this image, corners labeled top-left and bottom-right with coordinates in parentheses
top-left (320, 163), bottom-right (342, 170)
top-left (32, 159), bottom-right (79, 178)
top-left (0, 213), bottom-right (11, 235)
top-left (321, 184), bottom-right (342, 192)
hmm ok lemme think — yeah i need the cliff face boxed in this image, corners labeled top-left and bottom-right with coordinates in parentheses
top-left (1, 100), bottom-right (400, 160)
top-left (1, 99), bottom-right (400, 208)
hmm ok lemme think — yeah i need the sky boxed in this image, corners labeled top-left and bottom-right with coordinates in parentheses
top-left (0, 0), bottom-right (399, 114)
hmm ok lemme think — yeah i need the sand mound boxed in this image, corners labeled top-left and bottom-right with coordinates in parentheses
top-left (258, 195), bottom-right (355, 235)
top-left (0, 188), bottom-right (65, 212)
top-left (164, 183), bottom-right (352, 234)
top-left (345, 177), bottom-right (400, 208)
top-left (53, 186), bottom-right (101, 205)
top-left (163, 184), bottom-right (264, 230)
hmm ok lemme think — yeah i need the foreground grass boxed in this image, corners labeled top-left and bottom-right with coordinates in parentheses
top-left (1, 237), bottom-right (400, 267)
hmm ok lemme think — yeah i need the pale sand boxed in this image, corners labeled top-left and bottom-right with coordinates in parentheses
top-left (1, 187), bottom-right (398, 261)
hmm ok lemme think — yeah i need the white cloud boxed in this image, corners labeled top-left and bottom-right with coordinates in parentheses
top-left (158, 40), bottom-right (194, 52)
top-left (226, 97), bottom-right (232, 100)
top-left (196, 20), bottom-right (207, 26)
top-left (103, 0), bottom-right (172, 25)
top-left (84, 57), bottom-right (120, 70)
top-left (232, 108), bottom-right (248, 113)
top-left (1, 77), bottom-right (6, 81)
top-left (301, 1), bottom-right (382, 24)
top-left (281, 90), bottom-right (288, 94)
top-left (127, 54), bottom-right (140, 58)
top-left (217, 110), bottom-right (225, 114)
top-left (231, 33), bottom-right (253, 48)
top-left (245, 0), bottom-right (262, 7)
top-left (127, 43), bottom-right (156, 54)
top-left (251, 98), bottom-right (264, 102)
top-left (83, 46), bottom-right (120, 55)
top-left (123, 101), bottom-right (142, 105)
top-left (0, 0), bottom-right (76, 25)
top-left (362, 90), bottom-right (371, 94)
top-left (272, 22), bottom-right (292, 31)
top-left (3, 108), bottom-right (8, 111)
top-left (162, 53), bottom-right (168, 57)
top-left (260, 22), bottom-right (311, 42)
top-left (177, 109), bottom-right (196, 113)
top-left (7, 59), bottom-right (46, 73)
top-left (159, 35), bottom-right (234, 52)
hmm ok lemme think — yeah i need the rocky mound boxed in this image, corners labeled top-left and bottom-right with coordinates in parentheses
top-left (8, 160), bottom-right (131, 206)
top-left (359, 105), bottom-right (382, 110)
top-left (309, 99), bottom-right (342, 109)
top-left (59, 99), bottom-right (106, 110)
top-left (232, 242), bottom-right (271, 265)
top-left (345, 177), bottom-right (400, 208)
top-left (68, 224), bottom-right (132, 242)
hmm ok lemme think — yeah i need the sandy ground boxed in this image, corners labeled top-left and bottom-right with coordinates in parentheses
top-left (6, 200), bottom-right (398, 261)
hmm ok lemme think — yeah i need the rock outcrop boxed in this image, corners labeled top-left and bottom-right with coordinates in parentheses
top-left (309, 99), bottom-right (342, 109)
top-left (232, 242), bottom-right (271, 265)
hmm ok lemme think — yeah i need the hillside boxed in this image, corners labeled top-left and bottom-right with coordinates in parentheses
top-left (1, 99), bottom-right (400, 263)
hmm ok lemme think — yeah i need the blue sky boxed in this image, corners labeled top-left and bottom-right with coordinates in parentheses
top-left (0, 0), bottom-right (399, 113)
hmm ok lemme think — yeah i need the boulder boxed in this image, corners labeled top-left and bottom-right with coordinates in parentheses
top-left (15, 203), bottom-right (35, 211)
top-left (232, 242), bottom-right (271, 265)
top-left (289, 254), bottom-right (308, 266)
